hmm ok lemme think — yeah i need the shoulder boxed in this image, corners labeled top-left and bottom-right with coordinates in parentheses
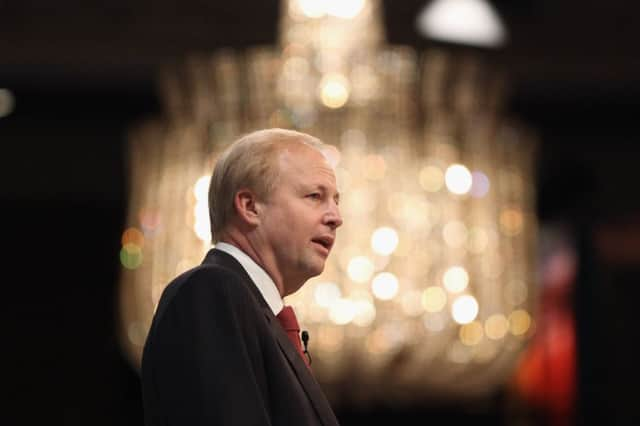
top-left (154, 263), bottom-right (255, 320)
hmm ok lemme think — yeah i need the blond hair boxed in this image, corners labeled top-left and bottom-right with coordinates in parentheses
top-left (208, 128), bottom-right (325, 242)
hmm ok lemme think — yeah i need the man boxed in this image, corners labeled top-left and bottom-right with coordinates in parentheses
top-left (141, 128), bottom-right (343, 426)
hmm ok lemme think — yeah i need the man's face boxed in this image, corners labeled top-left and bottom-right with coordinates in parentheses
top-left (256, 143), bottom-right (343, 296)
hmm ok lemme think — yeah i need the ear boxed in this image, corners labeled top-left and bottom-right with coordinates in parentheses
top-left (233, 188), bottom-right (261, 226)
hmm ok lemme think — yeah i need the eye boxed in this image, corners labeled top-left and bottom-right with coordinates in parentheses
top-left (307, 192), bottom-right (322, 200)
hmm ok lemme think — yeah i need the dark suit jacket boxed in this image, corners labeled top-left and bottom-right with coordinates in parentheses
top-left (141, 249), bottom-right (340, 426)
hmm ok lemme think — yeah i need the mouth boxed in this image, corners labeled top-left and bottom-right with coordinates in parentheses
top-left (311, 236), bottom-right (334, 255)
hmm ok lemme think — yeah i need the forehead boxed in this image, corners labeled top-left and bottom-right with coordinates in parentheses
top-left (276, 143), bottom-right (337, 184)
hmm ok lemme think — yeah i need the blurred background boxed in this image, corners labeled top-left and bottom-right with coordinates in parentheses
top-left (2, 1), bottom-right (639, 425)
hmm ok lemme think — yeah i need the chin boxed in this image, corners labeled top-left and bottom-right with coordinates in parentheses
top-left (305, 264), bottom-right (325, 280)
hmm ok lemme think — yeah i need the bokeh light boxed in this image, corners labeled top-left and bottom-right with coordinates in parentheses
top-left (138, 208), bottom-right (161, 232)
top-left (326, 0), bottom-right (365, 19)
top-left (467, 226), bottom-right (489, 253)
top-left (371, 272), bottom-right (399, 300)
top-left (371, 226), bottom-right (399, 255)
top-left (120, 244), bottom-right (143, 269)
top-left (347, 256), bottom-right (375, 283)
top-left (500, 207), bottom-right (524, 236)
top-left (459, 321), bottom-right (484, 346)
top-left (314, 282), bottom-right (342, 307)
top-left (297, 0), bottom-right (325, 18)
top-left (509, 309), bottom-right (532, 336)
top-left (319, 73), bottom-right (350, 108)
top-left (122, 227), bottom-right (144, 248)
top-left (362, 154), bottom-right (387, 180)
top-left (401, 290), bottom-right (425, 316)
top-left (193, 175), bottom-right (211, 201)
top-left (442, 220), bottom-right (468, 248)
top-left (451, 294), bottom-right (479, 324)
top-left (329, 298), bottom-right (357, 325)
top-left (470, 171), bottom-right (490, 198)
top-left (419, 165), bottom-right (444, 192)
top-left (484, 313), bottom-right (509, 340)
top-left (445, 163), bottom-right (472, 195)
top-left (422, 286), bottom-right (447, 312)
top-left (353, 299), bottom-right (376, 326)
top-left (443, 265), bottom-right (469, 293)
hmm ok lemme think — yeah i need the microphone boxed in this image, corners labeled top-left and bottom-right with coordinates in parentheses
top-left (301, 330), bottom-right (312, 365)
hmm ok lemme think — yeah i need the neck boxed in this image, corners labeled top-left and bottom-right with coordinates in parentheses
top-left (219, 228), bottom-right (287, 297)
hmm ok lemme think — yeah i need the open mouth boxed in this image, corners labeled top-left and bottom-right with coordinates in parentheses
top-left (311, 236), bottom-right (334, 253)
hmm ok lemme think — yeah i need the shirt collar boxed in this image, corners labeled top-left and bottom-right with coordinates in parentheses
top-left (214, 242), bottom-right (284, 315)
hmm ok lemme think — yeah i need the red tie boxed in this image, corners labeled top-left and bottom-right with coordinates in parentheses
top-left (276, 306), bottom-right (310, 369)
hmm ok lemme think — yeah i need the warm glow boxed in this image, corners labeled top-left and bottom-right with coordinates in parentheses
top-left (366, 327), bottom-right (393, 354)
top-left (442, 220), bottom-right (468, 248)
top-left (459, 321), bottom-right (484, 346)
top-left (193, 218), bottom-right (211, 243)
top-left (317, 325), bottom-right (344, 352)
top-left (329, 298), bottom-right (357, 325)
top-left (422, 286), bottom-right (447, 312)
top-left (347, 256), bottom-right (375, 283)
top-left (193, 199), bottom-right (211, 242)
top-left (419, 165), bottom-right (444, 192)
top-left (451, 294), bottom-right (479, 324)
top-left (122, 227), bottom-right (144, 248)
top-left (500, 207), bottom-right (524, 236)
top-left (326, 0), bottom-right (365, 19)
top-left (467, 227), bottom-right (489, 253)
top-left (509, 309), bottom-right (531, 336)
top-left (416, 0), bottom-right (507, 48)
top-left (424, 312), bottom-right (447, 331)
top-left (443, 266), bottom-right (469, 293)
top-left (353, 299), bottom-right (376, 326)
top-left (371, 226), bottom-right (399, 255)
top-left (297, 0), bottom-right (325, 18)
top-left (319, 73), bottom-right (350, 108)
top-left (314, 282), bottom-right (342, 307)
top-left (283, 56), bottom-right (310, 79)
top-left (343, 188), bottom-right (376, 215)
top-left (388, 194), bottom-right (431, 230)
top-left (119, 0), bottom-right (538, 401)
top-left (371, 272), bottom-right (399, 300)
top-left (401, 290), bottom-right (424, 316)
top-left (448, 341), bottom-right (472, 363)
top-left (484, 313), bottom-right (508, 340)
top-left (193, 175), bottom-right (211, 201)
top-left (362, 154), bottom-right (387, 180)
top-left (445, 164), bottom-right (472, 195)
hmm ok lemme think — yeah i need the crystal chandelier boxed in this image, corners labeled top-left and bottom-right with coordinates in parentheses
top-left (119, 0), bottom-right (538, 406)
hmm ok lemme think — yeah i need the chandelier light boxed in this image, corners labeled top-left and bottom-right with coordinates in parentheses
top-left (118, 0), bottom-right (538, 406)
top-left (416, 0), bottom-right (508, 48)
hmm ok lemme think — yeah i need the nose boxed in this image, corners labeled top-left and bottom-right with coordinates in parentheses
top-left (324, 203), bottom-right (343, 230)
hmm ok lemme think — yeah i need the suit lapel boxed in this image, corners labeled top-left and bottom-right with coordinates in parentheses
top-left (202, 249), bottom-right (338, 425)
top-left (269, 312), bottom-right (338, 426)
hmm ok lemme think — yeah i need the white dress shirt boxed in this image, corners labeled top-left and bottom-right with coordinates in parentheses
top-left (214, 242), bottom-right (284, 315)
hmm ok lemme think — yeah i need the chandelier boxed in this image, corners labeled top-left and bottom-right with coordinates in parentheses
top-left (118, 0), bottom-right (538, 406)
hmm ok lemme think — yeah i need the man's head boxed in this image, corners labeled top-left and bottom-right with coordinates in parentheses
top-left (208, 128), bottom-right (343, 296)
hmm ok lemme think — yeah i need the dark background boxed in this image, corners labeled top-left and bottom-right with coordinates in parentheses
top-left (2, 1), bottom-right (639, 425)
